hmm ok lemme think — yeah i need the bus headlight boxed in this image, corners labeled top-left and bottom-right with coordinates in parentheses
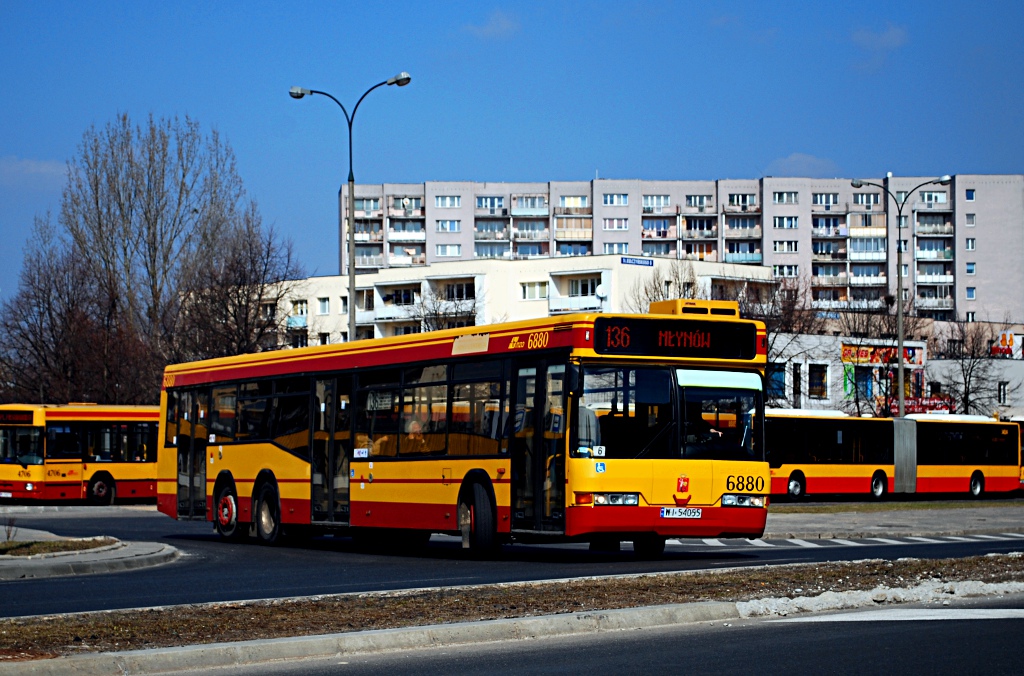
top-left (577, 492), bottom-right (639, 506)
top-left (25, 483), bottom-right (34, 491)
top-left (721, 494), bottom-right (764, 508)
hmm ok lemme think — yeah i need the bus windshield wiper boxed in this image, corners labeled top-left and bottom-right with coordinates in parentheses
top-left (632, 422), bottom-right (676, 459)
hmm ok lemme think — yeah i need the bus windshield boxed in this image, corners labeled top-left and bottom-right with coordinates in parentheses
top-left (575, 365), bottom-right (763, 462)
top-left (0, 427), bottom-right (44, 465)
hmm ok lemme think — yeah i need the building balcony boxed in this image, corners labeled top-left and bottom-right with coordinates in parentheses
top-left (354, 209), bottom-right (383, 219)
top-left (553, 206), bottom-right (593, 216)
top-left (847, 202), bottom-right (879, 212)
top-left (811, 203), bottom-right (847, 214)
top-left (512, 228), bottom-right (550, 240)
top-left (355, 255), bottom-right (385, 268)
top-left (387, 231), bottom-right (426, 242)
top-left (846, 299), bottom-right (885, 310)
top-left (915, 223), bottom-right (954, 236)
top-left (812, 250), bottom-right (847, 261)
top-left (724, 226), bottom-right (762, 239)
top-left (554, 228), bottom-right (593, 241)
top-left (811, 299), bottom-right (849, 309)
top-left (387, 206), bottom-right (424, 218)
top-left (511, 207), bottom-right (549, 217)
top-left (375, 304), bottom-right (417, 321)
top-left (811, 226), bottom-right (848, 238)
top-left (849, 251), bottom-right (887, 262)
top-left (680, 204), bottom-right (715, 215)
top-left (724, 252), bottom-right (763, 264)
top-left (641, 205), bottom-right (679, 215)
top-left (388, 254), bottom-right (427, 266)
top-left (915, 249), bottom-right (954, 260)
top-left (681, 251), bottom-right (717, 262)
top-left (849, 275), bottom-right (887, 286)
top-left (549, 295), bottom-right (602, 313)
top-left (354, 231), bottom-right (384, 242)
top-left (642, 228), bottom-right (677, 239)
top-left (916, 273), bottom-right (954, 284)
top-left (848, 226), bottom-right (887, 238)
top-left (723, 204), bottom-right (760, 214)
top-left (474, 230), bottom-right (509, 240)
top-left (913, 201), bottom-right (953, 212)
top-left (286, 315), bottom-right (307, 329)
top-left (354, 309), bottom-right (375, 325)
top-left (811, 275), bottom-right (848, 286)
top-left (681, 228), bottom-right (717, 240)
top-left (916, 297), bottom-right (955, 309)
top-left (475, 207), bottom-right (509, 217)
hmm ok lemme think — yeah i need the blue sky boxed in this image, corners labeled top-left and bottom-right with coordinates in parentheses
top-left (2, 1), bottom-right (1022, 299)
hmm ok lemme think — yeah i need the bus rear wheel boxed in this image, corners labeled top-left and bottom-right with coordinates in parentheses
top-left (87, 474), bottom-right (116, 506)
top-left (969, 472), bottom-right (984, 498)
top-left (254, 483), bottom-right (281, 545)
top-left (870, 472), bottom-right (887, 499)
top-left (787, 473), bottom-right (806, 500)
top-left (215, 484), bottom-right (244, 540)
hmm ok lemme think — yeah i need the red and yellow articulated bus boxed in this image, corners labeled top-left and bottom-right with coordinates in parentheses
top-left (0, 404), bottom-right (160, 504)
top-left (157, 300), bottom-right (770, 557)
top-left (766, 410), bottom-right (1021, 499)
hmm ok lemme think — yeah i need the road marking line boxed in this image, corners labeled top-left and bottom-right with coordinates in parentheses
top-left (702, 538), bottom-right (726, 546)
top-left (971, 534), bottom-right (1006, 540)
top-left (829, 539), bottom-right (864, 546)
top-left (775, 609), bottom-right (1024, 623)
top-left (865, 537), bottom-right (905, 545)
top-left (905, 536), bottom-right (944, 543)
top-left (746, 539), bottom-right (775, 547)
top-left (1001, 533), bottom-right (1024, 539)
top-left (786, 539), bottom-right (822, 548)
top-left (942, 536), bottom-right (978, 542)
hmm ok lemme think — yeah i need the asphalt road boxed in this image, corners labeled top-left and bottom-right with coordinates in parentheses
top-left (170, 594), bottom-right (1024, 676)
top-left (3, 506), bottom-right (1024, 618)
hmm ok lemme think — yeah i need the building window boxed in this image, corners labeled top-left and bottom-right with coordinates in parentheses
top-left (686, 194), bottom-right (712, 207)
top-left (570, 277), bottom-right (600, 297)
top-left (808, 365), bottom-right (827, 399)
top-left (354, 198), bottom-right (380, 211)
top-left (559, 195), bottom-right (589, 208)
top-left (260, 303), bottom-right (276, 320)
top-left (642, 195), bottom-right (670, 209)
top-left (728, 217), bottom-right (758, 230)
top-left (773, 191), bottom-right (798, 204)
top-left (643, 242), bottom-right (673, 256)
top-left (767, 363), bottom-right (786, 399)
top-left (521, 281), bottom-right (548, 300)
top-left (966, 287), bottom-right (976, 300)
top-left (394, 196), bottom-right (422, 209)
top-left (898, 215), bottom-right (909, 229)
top-left (853, 193), bottom-right (880, 205)
top-left (603, 193), bottom-right (628, 206)
top-left (436, 244), bottom-right (462, 257)
top-left (445, 282), bottom-right (475, 300)
top-left (602, 218), bottom-right (629, 231)
top-left (291, 333), bottom-right (308, 349)
top-left (920, 191), bottom-right (948, 204)
top-left (812, 193), bottom-right (839, 206)
top-left (966, 189), bottom-right (976, 201)
top-left (728, 193), bottom-right (756, 206)
top-left (966, 262), bottom-right (976, 275)
top-left (557, 242), bottom-right (591, 256)
top-left (772, 264), bottom-right (799, 278)
top-left (340, 297), bottom-right (349, 314)
top-left (603, 242), bottom-right (628, 254)
top-left (773, 240), bottom-right (799, 253)
top-left (773, 216), bottom-right (799, 229)
top-left (966, 213), bottom-right (976, 226)
top-left (966, 238), bottom-right (976, 251)
top-left (318, 333), bottom-right (330, 345)
top-left (292, 300), bottom-right (307, 316)
top-left (435, 195), bottom-right (461, 208)
top-left (516, 195), bottom-right (547, 208)
top-left (436, 220), bottom-right (461, 232)
top-left (998, 381), bottom-right (1009, 405)
top-left (317, 297), bottom-right (329, 315)
top-left (966, 312), bottom-right (976, 322)
top-left (476, 196), bottom-right (504, 209)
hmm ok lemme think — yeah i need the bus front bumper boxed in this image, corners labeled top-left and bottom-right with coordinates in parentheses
top-left (566, 504), bottom-right (768, 539)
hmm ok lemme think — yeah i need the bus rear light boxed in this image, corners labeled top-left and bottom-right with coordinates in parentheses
top-left (722, 494), bottom-right (764, 508)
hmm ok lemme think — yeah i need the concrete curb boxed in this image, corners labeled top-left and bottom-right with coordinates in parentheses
top-left (0, 542), bottom-right (180, 581)
top-left (763, 528), bottom-right (1024, 540)
top-left (0, 601), bottom-right (738, 675)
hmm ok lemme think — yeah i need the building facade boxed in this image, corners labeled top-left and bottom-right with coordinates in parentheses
top-left (341, 175), bottom-right (1024, 324)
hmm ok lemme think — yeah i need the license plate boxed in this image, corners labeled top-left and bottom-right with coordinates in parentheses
top-left (0, 492), bottom-right (11, 498)
top-left (661, 507), bottom-right (702, 519)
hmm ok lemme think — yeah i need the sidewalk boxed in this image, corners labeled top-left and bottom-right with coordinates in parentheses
top-left (764, 504), bottom-right (1024, 540)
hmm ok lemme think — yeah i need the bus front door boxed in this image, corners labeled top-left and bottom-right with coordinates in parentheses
top-left (176, 389), bottom-right (209, 520)
top-left (311, 378), bottom-right (351, 524)
top-left (511, 362), bottom-right (566, 534)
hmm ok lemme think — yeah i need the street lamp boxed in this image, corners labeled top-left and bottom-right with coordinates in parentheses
top-left (850, 174), bottom-right (952, 417)
top-left (290, 72), bottom-right (412, 342)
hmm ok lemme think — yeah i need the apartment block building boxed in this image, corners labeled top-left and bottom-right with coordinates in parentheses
top-left (340, 175), bottom-right (1024, 324)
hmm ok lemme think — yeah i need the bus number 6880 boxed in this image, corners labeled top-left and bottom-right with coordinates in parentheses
top-left (726, 475), bottom-right (765, 492)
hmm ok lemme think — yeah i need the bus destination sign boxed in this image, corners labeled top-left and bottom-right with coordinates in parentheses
top-left (594, 317), bottom-right (757, 360)
top-left (0, 410), bottom-right (34, 425)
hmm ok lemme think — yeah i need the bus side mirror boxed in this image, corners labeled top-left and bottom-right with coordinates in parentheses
top-left (567, 364), bottom-right (580, 394)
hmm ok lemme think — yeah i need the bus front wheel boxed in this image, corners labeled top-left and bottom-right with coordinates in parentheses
top-left (787, 473), bottom-right (806, 500)
top-left (254, 483), bottom-right (281, 545)
top-left (215, 484), bottom-right (244, 540)
top-left (970, 472), bottom-right (984, 498)
top-left (459, 483), bottom-right (496, 556)
top-left (870, 472), bottom-right (887, 499)
top-left (632, 535), bottom-right (667, 559)
top-left (87, 474), bottom-right (116, 506)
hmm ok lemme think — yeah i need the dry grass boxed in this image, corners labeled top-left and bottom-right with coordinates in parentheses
top-left (2, 553), bottom-right (1023, 662)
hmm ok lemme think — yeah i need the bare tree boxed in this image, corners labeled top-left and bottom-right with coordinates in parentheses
top-left (624, 259), bottom-right (703, 313)
top-left (929, 316), bottom-right (1021, 416)
top-left (407, 285), bottom-right (479, 332)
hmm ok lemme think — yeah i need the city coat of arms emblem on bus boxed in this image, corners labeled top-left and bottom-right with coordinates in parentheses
top-left (677, 476), bottom-right (689, 492)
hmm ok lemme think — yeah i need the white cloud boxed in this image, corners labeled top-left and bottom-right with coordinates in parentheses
top-left (464, 10), bottom-right (520, 39)
top-left (764, 153), bottom-right (842, 178)
top-left (851, 23), bottom-right (908, 71)
top-left (0, 155), bottom-right (65, 191)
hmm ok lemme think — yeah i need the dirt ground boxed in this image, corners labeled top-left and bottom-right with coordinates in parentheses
top-left (2, 553), bottom-right (1023, 662)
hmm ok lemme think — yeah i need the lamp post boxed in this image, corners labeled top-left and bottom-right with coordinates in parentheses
top-left (850, 174), bottom-right (951, 417)
top-left (290, 72), bottom-right (412, 342)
